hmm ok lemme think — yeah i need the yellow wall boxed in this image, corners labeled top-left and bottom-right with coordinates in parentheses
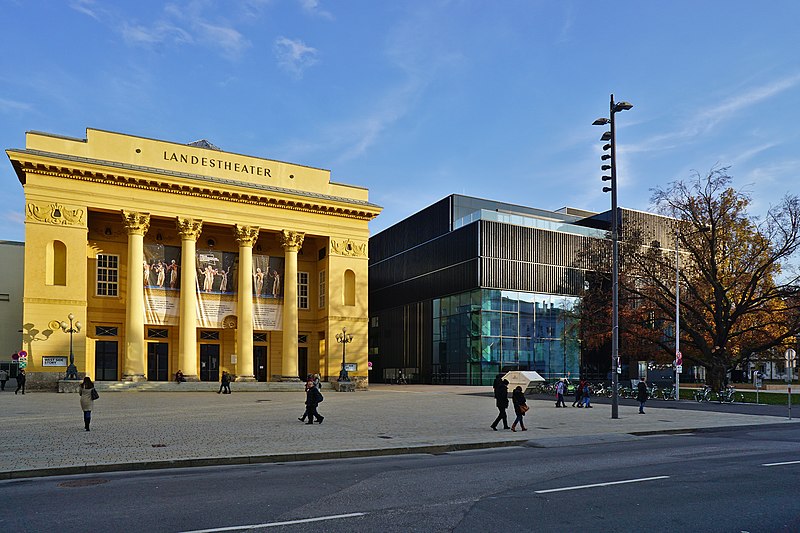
top-left (7, 128), bottom-right (380, 386)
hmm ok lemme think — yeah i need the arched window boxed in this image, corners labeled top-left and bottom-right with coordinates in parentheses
top-left (46, 240), bottom-right (67, 286)
top-left (343, 269), bottom-right (356, 306)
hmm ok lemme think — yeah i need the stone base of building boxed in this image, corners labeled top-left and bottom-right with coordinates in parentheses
top-left (235, 375), bottom-right (256, 382)
top-left (333, 380), bottom-right (356, 392)
top-left (275, 375), bottom-right (302, 382)
top-left (58, 379), bottom-right (83, 393)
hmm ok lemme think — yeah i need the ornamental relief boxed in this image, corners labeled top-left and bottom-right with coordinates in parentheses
top-left (26, 202), bottom-right (86, 227)
top-left (330, 238), bottom-right (367, 257)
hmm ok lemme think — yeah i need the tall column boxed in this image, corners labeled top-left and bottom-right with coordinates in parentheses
top-left (122, 211), bottom-right (150, 381)
top-left (278, 230), bottom-right (304, 381)
top-left (177, 217), bottom-right (203, 381)
top-left (234, 224), bottom-right (259, 382)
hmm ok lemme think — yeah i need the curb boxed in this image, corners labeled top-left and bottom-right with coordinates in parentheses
top-left (1, 440), bottom-right (524, 481)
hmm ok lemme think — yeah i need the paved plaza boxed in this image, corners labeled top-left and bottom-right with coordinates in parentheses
top-left (1, 384), bottom-right (795, 479)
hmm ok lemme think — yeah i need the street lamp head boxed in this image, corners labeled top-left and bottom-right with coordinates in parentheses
top-left (600, 131), bottom-right (612, 142)
top-left (613, 101), bottom-right (633, 112)
top-left (60, 321), bottom-right (68, 330)
top-left (603, 186), bottom-right (612, 193)
top-left (68, 313), bottom-right (75, 321)
top-left (602, 175), bottom-right (612, 181)
top-left (592, 117), bottom-right (610, 126)
top-left (76, 322), bottom-right (82, 332)
top-left (602, 143), bottom-right (611, 151)
top-left (601, 165), bottom-right (612, 171)
top-left (601, 154), bottom-right (611, 161)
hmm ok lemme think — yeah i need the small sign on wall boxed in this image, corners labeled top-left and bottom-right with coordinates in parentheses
top-left (42, 356), bottom-right (68, 367)
top-left (230, 354), bottom-right (237, 364)
top-left (344, 363), bottom-right (357, 372)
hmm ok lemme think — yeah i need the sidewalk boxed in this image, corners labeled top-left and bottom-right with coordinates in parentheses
top-left (1, 384), bottom-right (795, 480)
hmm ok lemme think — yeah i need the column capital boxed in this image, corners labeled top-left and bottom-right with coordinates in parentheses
top-left (278, 230), bottom-right (305, 252)
top-left (122, 211), bottom-right (150, 235)
top-left (176, 217), bottom-right (203, 240)
top-left (234, 224), bottom-right (260, 247)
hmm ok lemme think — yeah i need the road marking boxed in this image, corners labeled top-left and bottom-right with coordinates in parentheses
top-left (762, 460), bottom-right (800, 467)
top-left (180, 512), bottom-right (367, 532)
top-left (535, 475), bottom-right (669, 494)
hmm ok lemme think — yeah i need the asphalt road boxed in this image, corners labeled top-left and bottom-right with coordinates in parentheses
top-left (2, 424), bottom-right (798, 532)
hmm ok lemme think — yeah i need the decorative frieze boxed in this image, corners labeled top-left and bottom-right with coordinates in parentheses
top-left (26, 202), bottom-right (85, 227)
top-left (330, 238), bottom-right (367, 257)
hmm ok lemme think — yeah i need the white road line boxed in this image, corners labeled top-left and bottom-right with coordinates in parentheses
top-left (535, 475), bottom-right (669, 494)
top-left (763, 460), bottom-right (800, 467)
top-left (179, 512), bottom-right (367, 532)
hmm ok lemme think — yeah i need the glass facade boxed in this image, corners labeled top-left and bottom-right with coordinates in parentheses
top-left (432, 289), bottom-right (581, 385)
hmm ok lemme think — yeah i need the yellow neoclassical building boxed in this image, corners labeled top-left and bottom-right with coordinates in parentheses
top-left (6, 128), bottom-right (381, 388)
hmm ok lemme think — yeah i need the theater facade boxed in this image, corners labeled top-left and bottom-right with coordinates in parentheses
top-left (7, 129), bottom-right (381, 388)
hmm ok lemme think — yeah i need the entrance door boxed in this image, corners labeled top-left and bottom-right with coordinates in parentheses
top-left (298, 347), bottom-right (308, 380)
top-left (253, 346), bottom-right (268, 382)
top-left (200, 344), bottom-right (220, 382)
top-left (95, 341), bottom-right (119, 381)
top-left (147, 342), bottom-right (169, 381)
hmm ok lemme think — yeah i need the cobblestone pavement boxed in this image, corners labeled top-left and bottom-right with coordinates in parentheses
top-left (1, 384), bottom-right (794, 479)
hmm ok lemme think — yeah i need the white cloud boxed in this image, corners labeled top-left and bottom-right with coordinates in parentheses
top-left (70, 0), bottom-right (101, 20)
top-left (0, 97), bottom-right (33, 113)
top-left (298, 0), bottom-right (333, 19)
top-left (625, 73), bottom-right (800, 155)
top-left (274, 37), bottom-right (318, 77)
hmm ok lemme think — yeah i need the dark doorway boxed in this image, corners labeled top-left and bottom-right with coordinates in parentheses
top-left (200, 344), bottom-right (220, 382)
top-left (254, 346), bottom-right (268, 382)
top-left (147, 342), bottom-right (169, 381)
top-left (298, 346), bottom-right (308, 380)
top-left (95, 340), bottom-right (118, 381)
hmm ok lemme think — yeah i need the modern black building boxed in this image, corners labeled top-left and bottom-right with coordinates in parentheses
top-left (368, 194), bottom-right (671, 386)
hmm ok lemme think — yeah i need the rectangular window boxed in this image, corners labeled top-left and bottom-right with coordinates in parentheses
top-left (253, 333), bottom-right (267, 343)
top-left (96, 326), bottom-right (119, 337)
top-left (96, 254), bottom-right (119, 297)
top-left (318, 270), bottom-right (326, 308)
top-left (147, 328), bottom-right (169, 339)
top-left (298, 271), bottom-right (309, 310)
top-left (200, 331), bottom-right (220, 340)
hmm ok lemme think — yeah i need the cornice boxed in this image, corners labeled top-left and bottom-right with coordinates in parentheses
top-left (8, 149), bottom-right (382, 221)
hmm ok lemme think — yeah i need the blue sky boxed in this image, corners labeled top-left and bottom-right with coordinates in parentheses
top-left (2, 1), bottom-right (799, 242)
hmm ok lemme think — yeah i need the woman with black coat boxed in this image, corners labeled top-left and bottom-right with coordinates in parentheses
top-left (490, 378), bottom-right (510, 430)
top-left (511, 385), bottom-right (528, 432)
top-left (304, 381), bottom-right (325, 424)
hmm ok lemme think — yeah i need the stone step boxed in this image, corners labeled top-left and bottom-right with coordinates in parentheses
top-left (58, 381), bottom-right (336, 393)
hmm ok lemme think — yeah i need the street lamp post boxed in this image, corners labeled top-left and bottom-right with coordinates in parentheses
top-left (335, 327), bottom-right (353, 382)
top-left (593, 93), bottom-right (633, 420)
top-left (675, 228), bottom-right (682, 402)
top-left (60, 313), bottom-right (82, 380)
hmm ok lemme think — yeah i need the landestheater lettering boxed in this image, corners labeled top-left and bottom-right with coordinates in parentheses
top-left (164, 151), bottom-right (272, 177)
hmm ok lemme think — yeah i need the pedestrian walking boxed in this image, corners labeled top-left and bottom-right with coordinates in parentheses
top-left (0, 368), bottom-right (8, 391)
top-left (79, 376), bottom-right (97, 431)
top-left (582, 381), bottom-right (592, 408)
top-left (511, 385), bottom-right (528, 432)
top-left (313, 373), bottom-right (322, 390)
top-left (637, 376), bottom-right (649, 414)
top-left (298, 379), bottom-right (315, 422)
top-left (555, 379), bottom-right (566, 407)
top-left (304, 380), bottom-right (325, 424)
top-left (218, 371), bottom-right (231, 394)
top-left (14, 369), bottom-right (26, 395)
top-left (490, 376), bottom-right (510, 430)
top-left (572, 378), bottom-right (584, 407)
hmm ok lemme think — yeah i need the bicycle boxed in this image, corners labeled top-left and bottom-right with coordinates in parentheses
top-left (693, 385), bottom-right (712, 402)
top-left (716, 385), bottom-right (742, 403)
top-left (661, 384), bottom-right (677, 400)
top-left (648, 383), bottom-right (662, 400)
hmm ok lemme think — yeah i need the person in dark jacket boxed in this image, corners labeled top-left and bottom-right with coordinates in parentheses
top-left (572, 378), bottom-right (584, 407)
top-left (298, 379), bottom-right (315, 422)
top-left (304, 381), bottom-right (324, 424)
top-left (218, 371), bottom-right (231, 394)
top-left (637, 377), bottom-right (649, 414)
top-left (490, 377), bottom-right (510, 430)
top-left (14, 369), bottom-right (26, 395)
top-left (511, 385), bottom-right (527, 432)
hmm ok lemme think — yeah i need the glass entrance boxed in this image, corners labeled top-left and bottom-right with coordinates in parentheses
top-left (200, 344), bottom-right (220, 382)
top-left (147, 342), bottom-right (169, 381)
top-left (254, 346), bottom-right (268, 382)
top-left (95, 340), bottom-right (119, 381)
